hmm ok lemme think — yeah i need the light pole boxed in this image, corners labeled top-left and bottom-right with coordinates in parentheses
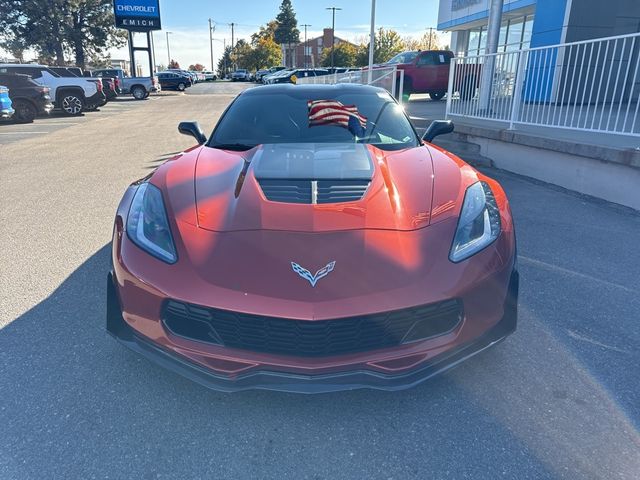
top-left (367, 0), bottom-right (376, 83)
top-left (209, 19), bottom-right (216, 72)
top-left (229, 23), bottom-right (235, 71)
top-left (301, 24), bottom-right (311, 68)
top-left (165, 31), bottom-right (172, 66)
top-left (326, 7), bottom-right (342, 69)
top-left (479, 0), bottom-right (504, 112)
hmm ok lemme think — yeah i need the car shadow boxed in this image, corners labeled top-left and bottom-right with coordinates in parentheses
top-left (2, 241), bottom-right (636, 478)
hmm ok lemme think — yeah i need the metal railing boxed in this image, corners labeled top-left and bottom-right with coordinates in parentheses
top-left (446, 32), bottom-right (640, 137)
top-left (296, 66), bottom-right (405, 103)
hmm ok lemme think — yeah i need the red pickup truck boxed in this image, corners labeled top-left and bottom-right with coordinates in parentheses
top-left (372, 50), bottom-right (481, 101)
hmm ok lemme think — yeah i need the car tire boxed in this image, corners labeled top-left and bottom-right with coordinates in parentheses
top-left (60, 92), bottom-right (84, 115)
top-left (177, 82), bottom-right (186, 91)
top-left (12, 99), bottom-right (37, 123)
top-left (131, 86), bottom-right (146, 100)
top-left (429, 90), bottom-right (446, 101)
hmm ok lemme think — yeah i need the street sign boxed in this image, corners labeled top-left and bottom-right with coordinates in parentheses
top-left (113, 0), bottom-right (161, 31)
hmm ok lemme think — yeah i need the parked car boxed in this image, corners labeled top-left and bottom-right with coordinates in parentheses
top-left (0, 64), bottom-right (100, 115)
top-left (202, 71), bottom-right (217, 81)
top-left (49, 66), bottom-right (106, 110)
top-left (156, 71), bottom-right (192, 91)
top-left (50, 66), bottom-right (117, 99)
top-left (255, 69), bottom-right (270, 82)
top-left (0, 85), bottom-right (14, 119)
top-left (367, 50), bottom-right (477, 101)
top-left (168, 69), bottom-right (197, 84)
top-left (91, 68), bottom-right (160, 100)
top-left (267, 68), bottom-right (330, 84)
top-left (0, 73), bottom-right (53, 123)
top-left (106, 84), bottom-right (518, 393)
top-left (263, 69), bottom-right (293, 84)
top-left (231, 69), bottom-right (250, 81)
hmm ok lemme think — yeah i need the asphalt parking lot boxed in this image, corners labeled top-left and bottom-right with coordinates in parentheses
top-left (0, 97), bottom-right (158, 145)
top-left (1, 81), bottom-right (639, 479)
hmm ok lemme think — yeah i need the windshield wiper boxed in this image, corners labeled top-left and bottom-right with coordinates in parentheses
top-left (210, 142), bottom-right (256, 151)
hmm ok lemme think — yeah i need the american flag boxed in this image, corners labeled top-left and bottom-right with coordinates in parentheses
top-left (307, 100), bottom-right (367, 137)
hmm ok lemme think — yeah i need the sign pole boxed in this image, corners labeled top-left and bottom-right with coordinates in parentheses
top-left (146, 31), bottom-right (154, 75)
top-left (127, 30), bottom-right (136, 77)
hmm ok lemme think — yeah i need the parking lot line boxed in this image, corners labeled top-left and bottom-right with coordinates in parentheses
top-left (0, 131), bottom-right (49, 134)
top-left (36, 121), bottom-right (80, 125)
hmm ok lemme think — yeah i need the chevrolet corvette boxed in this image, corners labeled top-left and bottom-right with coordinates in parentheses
top-left (107, 84), bottom-right (518, 393)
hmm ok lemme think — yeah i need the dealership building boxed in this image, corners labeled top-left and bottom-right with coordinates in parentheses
top-left (438, 0), bottom-right (640, 55)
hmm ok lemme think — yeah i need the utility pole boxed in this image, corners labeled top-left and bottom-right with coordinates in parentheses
top-left (367, 0), bottom-right (376, 83)
top-left (165, 31), bottom-right (172, 66)
top-left (301, 24), bottom-right (311, 68)
top-left (427, 27), bottom-right (434, 50)
top-left (479, 0), bottom-right (504, 112)
top-left (326, 7), bottom-right (342, 69)
top-left (209, 19), bottom-right (216, 72)
top-left (230, 22), bottom-right (235, 71)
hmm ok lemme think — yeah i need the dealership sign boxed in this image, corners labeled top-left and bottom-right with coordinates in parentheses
top-left (113, 0), bottom-right (161, 30)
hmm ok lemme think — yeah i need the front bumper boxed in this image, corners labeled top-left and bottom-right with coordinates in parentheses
top-left (107, 269), bottom-right (518, 393)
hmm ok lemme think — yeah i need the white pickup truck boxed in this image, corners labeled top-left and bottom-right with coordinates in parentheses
top-left (91, 68), bottom-right (160, 100)
top-left (0, 63), bottom-right (101, 115)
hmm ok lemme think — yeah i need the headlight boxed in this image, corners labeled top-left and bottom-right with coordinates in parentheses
top-left (126, 183), bottom-right (177, 264)
top-left (449, 181), bottom-right (501, 263)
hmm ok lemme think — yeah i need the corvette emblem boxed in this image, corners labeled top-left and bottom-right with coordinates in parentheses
top-left (291, 261), bottom-right (336, 287)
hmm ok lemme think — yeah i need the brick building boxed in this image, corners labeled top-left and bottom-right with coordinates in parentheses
top-left (282, 28), bottom-right (357, 68)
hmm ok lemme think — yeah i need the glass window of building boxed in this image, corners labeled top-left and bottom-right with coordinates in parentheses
top-left (467, 28), bottom-right (482, 56)
top-left (522, 16), bottom-right (534, 46)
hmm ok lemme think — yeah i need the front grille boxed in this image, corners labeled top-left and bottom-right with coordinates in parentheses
top-left (257, 179), bottom-right (370, 204)
top-left (258, 179), bottom-right (312, 204)
top-left (316, 180), bottom-right (370, 203)
top-left (162, 299), bottom-right (463, 357)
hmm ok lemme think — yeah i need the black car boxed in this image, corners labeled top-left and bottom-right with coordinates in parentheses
top-left (156, 71), bottom-right (192, 91)
top-left (0, 73), bottom-right (53, 123)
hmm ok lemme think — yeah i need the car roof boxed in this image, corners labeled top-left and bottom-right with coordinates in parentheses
top-left (240, 83), bottom-right (388, 97)
top-left (0, 63), bottom-right (47, 68)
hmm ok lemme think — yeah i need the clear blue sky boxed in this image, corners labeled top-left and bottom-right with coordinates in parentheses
top-left (113, 0), bottom-right (446, 70)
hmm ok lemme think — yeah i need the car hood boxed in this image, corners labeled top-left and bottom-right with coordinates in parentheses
top-left (155, 142), bottom-right (474, 233)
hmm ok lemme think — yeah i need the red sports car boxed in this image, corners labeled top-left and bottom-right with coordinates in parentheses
top-left (107, 84), bottom-right (518, 393)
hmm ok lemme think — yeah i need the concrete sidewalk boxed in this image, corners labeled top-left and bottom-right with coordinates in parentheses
top-left (406, 96), bottom-right (640, 210)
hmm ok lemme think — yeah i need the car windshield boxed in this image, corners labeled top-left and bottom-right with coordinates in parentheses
top-left (386, 51), bottom-right (420, 64)
top-left (209, 88), bottom-right (419, 151)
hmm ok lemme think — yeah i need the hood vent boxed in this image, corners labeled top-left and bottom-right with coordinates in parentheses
top-left (258, 179), bottom-right (370, 204)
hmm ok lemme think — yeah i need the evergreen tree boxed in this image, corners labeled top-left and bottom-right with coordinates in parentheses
top-left (217, 46), bottom-right (233, 78)
top-left (273, 0), bottom-right (300, 66)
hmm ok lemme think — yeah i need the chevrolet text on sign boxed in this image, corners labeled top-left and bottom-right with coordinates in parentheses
top-left (113, 0), bottom-right (161, 31)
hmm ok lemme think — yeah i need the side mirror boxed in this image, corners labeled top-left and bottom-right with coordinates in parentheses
top-left (423, 119), bottom-right (454, 142)
top-left (178, 121), bottom-right (206, 145)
